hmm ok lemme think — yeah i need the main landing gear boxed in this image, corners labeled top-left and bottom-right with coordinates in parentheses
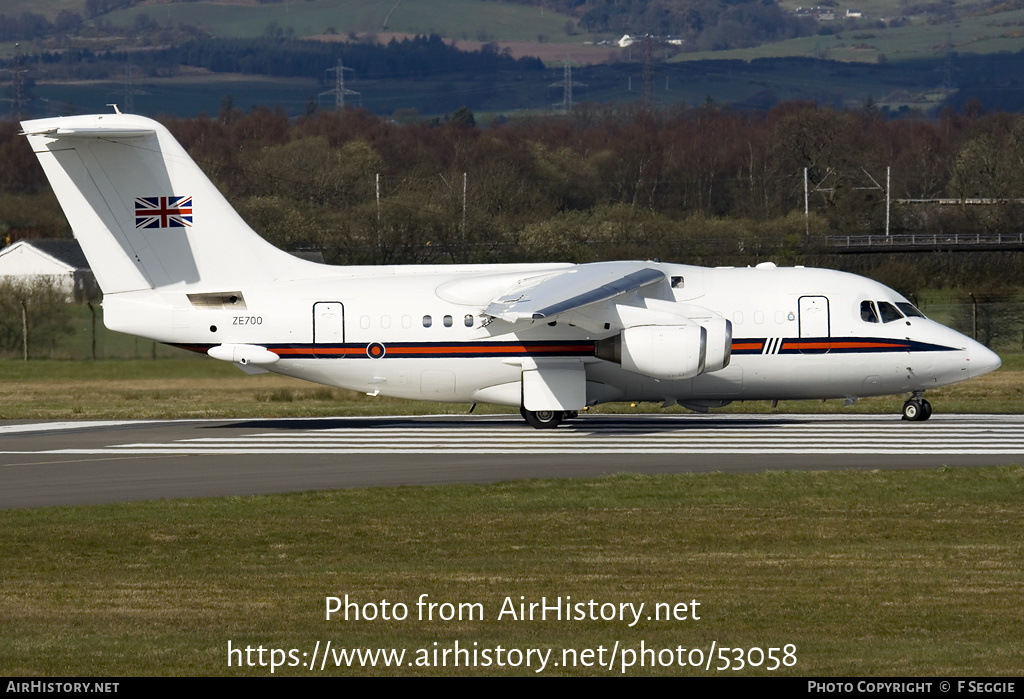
top-left (902, 392), bottom-right (933, 422)
top-left (519, 408), bottom-right (578, 429)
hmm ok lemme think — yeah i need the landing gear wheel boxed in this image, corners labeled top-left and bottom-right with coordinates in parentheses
top-left (902, 398), bottom-right (931, 422)
top-left (562, 410), bottom-right (579, 420)
top-left (902, 399), bottom-right (920, 421)
top-left (523, 409), bottom-right (563, 429)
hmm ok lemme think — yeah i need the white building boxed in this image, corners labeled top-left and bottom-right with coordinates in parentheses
top-left (0, 239), bottom-right (99, 301)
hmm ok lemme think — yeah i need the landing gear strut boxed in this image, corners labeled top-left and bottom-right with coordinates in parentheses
top-left (902, 392), bottom-right (932, 422)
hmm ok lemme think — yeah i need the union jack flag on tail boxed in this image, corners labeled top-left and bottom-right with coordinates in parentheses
top-left (135, 195), bottom-right (193, 229)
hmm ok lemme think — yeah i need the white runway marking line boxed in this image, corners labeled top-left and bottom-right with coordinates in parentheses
top-left (0, 420), bottom-right (176, 434)
top-left (24, 417), bottom-right (1024, 456)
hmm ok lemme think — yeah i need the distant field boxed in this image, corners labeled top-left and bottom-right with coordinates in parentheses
top-left (13, 1), bottom-right (1024, 116)
top-left (14, 0), bottom-right (1024, 65)
top-left (775, 0), bottom-right (997, 12)
top-left (311, 32), bottom-right (623, 65)
top-left (8, 0), bottom-right (995, 22)
top-left (99, 0), bottom-right (1024, 64)
top-left (102, 0), bottom-right (580, 43)
top-left (676, 8), bottom-right (1024, 63)
top-left (1, 0), bottom-right (84, 18)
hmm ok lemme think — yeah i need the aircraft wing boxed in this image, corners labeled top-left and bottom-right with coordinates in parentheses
top-left (483, 261), bottom-right (667, 322)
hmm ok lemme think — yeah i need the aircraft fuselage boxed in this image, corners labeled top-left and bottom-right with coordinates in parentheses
top-left (21, 112), bottom-right (1000, 425)
top-left (103, 261), bottom-right (997, 410)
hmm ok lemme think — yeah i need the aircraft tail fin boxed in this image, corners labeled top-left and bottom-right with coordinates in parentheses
top-left (21, 113), bottom-right (302, 294)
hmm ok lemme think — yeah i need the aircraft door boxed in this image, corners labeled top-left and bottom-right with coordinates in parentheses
top-left (798, 296), bottom-right (830, 354)
top-left (313, 302), bottom-right (344, 356)
top-left (798, 296), bottom-right (829, 337)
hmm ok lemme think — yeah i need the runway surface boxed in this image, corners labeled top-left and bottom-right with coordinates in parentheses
top-left (2, 413), bottom-right (1023, 509)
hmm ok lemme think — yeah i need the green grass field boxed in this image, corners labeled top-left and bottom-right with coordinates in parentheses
top-left (676, 8), bottom-right (1024, 63)
top-left (1, 0), bottom-right (84, 18)
top-left (0, 352), bottom-right (1019, 419)
top-left (2, 468), bottom-right (1023, 675)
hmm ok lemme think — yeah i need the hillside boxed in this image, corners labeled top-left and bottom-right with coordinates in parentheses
top-left (9, 0), bottom-right (1024, 64)
top-left (4, 0), bottom-right (1024, 118)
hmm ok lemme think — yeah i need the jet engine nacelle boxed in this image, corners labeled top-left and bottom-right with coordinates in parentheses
top-left (597, 323), bottom-right (707, 381)
top-left (701, 316), bottom-right (732, 373)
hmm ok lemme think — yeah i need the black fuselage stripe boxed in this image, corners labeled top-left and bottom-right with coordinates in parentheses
top-left (174, 336), bottom-right (958, 359)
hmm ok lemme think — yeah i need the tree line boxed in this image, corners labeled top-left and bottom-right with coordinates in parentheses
top-left (11, 30), bottom-right (1024, 117)
top-left (2, 100), bottom-right (1023, 293)
top-left (15, 35), bottom-right (544, 80)
top-left (166, 35), bottom-right (545, 81)
top-left (0, 11), bottom-right (84, 42)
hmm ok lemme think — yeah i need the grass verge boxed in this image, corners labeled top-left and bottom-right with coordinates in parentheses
top-left (0, 354), bottom-right (1020, 420)
top-left (1, 468), bottom-right (1023, 676)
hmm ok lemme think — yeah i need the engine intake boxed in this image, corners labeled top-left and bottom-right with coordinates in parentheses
top-left (702, 316), bottom-right (732, 373)
top-left (596, 323), bottom-right (707, 381)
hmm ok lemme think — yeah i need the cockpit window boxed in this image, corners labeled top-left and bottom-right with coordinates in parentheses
top-left (896, 302), bottom-right (926, 319)
top-left (877, 301), bottom-right (904, 323)
top-left (860, 301), bottom-right (879, 323)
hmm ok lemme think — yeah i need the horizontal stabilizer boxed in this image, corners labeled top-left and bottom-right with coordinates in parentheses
top-left (21, 126), bottom-right (155, 138)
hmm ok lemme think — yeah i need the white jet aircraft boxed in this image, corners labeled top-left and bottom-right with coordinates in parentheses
top-left (21, 113), bottom-right (1001, 428)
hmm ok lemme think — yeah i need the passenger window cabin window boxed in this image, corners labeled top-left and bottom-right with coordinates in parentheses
top-left (877, 301), bottom-right (903, 323)
top-left (464, 314), bottom-right (473, 327)
top-left (422, 315), bottom-right (432, 328)
top-left (860, 301), bottom-right (879, 323)
top-left (443, 315), bottom-right (453, 327)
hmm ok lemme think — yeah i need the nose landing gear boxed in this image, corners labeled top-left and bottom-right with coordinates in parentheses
top-left (902, 392), bottom-right (933, 421)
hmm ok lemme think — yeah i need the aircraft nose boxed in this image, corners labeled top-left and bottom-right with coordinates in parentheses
top-left (966, 341), bottom-right (1002, 379)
